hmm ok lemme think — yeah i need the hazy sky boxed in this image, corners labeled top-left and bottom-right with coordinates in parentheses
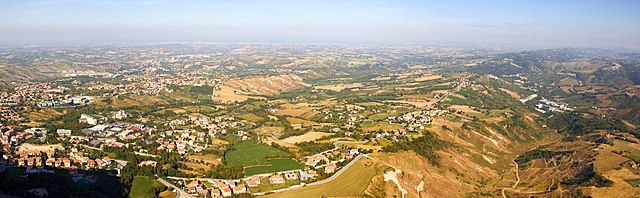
top-left (1, 0), bottom-right (639, 48)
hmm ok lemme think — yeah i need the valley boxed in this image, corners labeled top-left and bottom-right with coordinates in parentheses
top-left (0, 45), bottom-right (639, 198)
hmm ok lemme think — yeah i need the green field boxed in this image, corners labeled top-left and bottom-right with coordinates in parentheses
top-left (189, 85), bottom-right (214, 95)
top-left (244, 158), bottom-right (304, 175)
top-left (260, 157), bottom-right (382, 198)
top-left (361, 120), bottom-right (404, 132)
top-left (225, 140), bottom-right (293, 167)
top-left (129, 176), bottom-right (165, 198)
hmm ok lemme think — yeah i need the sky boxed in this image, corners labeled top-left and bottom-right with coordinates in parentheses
top-left (1, 0), bottom-right (639, 49)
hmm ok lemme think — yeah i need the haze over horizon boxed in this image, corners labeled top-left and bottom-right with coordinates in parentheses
top-left (1, 0), bottom-right (639, 49)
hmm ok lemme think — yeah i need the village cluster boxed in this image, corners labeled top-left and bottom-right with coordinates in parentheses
top-left (1, 126), bottom-right (121, 174)
top-left (168, 147), bottom-right (361, 197)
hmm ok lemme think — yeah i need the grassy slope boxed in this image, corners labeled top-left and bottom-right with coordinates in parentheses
top-left (129, 176), bottom-right (164, 198)
top-left (225, 140), bottom-right (292, 167)
top-left (260, 157), bottom-right (379, 198)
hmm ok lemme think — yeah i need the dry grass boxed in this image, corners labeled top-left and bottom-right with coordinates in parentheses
top-left (210, 138), bottom-right (230, 146)
top-left (483, 116), bottom-right (506, 123)
top-left (27, 108), bottom-right (64, 121)
top-left (414, 74), bottom-right (443, 82)
top-left (260, 157), bottom-right (381, 198)
top-left (159, 190), bottom-right (177, 198)
top-left (595, 142), bottom-right (632, 172)
top-left (166, 108), bottom-right (187, 114)
top-left (339, 141), bottom-right (383, 151)
top-left (225, 74), bottom-right (310, 96)
top-left (252, 126), bottom-right (285, 137)
top-left (111, 97), bottom-right (142, 108)
top-left (362, 122), bottom-right (404, 132)
top-left (281, 132), bottom-right (332, 144)
top-left (261, 136), bottom-right (297, 148)
top-left (314, 83), bottom-right (363, 92)
top-left (274, 103), bottom-right (318, 118)
top-left (285, 117), bottom-right (317, 125)
top-left (130, 95), bottom-right (169, 105)
top-left (182, 105), bottom-right (216, 113)
top-left (370, 151), bottom-right (482, 198)
top-left (449, 105), bottom-right (480, 114)
top-left (183, 161), bottom-right (211, 172)
top-left (185, 153), bottom-right (222, 166)
top-left (214, 85), bottom-right (265, 102)
top-left (498, 88), bottom-right (521, 99)
top-left (383, 99), bottom-right (432, 108)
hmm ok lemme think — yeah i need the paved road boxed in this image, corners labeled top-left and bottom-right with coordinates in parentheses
top-left (306, 153), bottom-right (363, 187)
top-left (157, 177), bottom-right (193, 198)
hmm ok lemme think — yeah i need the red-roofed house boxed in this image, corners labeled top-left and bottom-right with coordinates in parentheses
top-left (269, 174), bottom-right (285, 184)
top-left (210, 189), bottom-right (222, 198)
top-left (220, 187), bottom-right (232, 197)
top-left (232, 184), bottom-right (247, 194)
top-left (325, 162), bottom-right (337, 174)
top-left (245, 176), bottom-right (261, 187)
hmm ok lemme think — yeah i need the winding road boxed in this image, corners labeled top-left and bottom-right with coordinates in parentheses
top-left (157, 177), bottom-right (193, 198)
top-left (501, 159), bottom-right (521, 198)
top-left (305, 154), bottom-right (363, 186)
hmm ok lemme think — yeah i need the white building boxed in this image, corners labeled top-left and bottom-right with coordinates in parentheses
top-left (112, 110), bottom-right (128, 120)
top-left (56, 129), bottom-right (72, 136)
top-left (80, 114), bottom-right (97, 125)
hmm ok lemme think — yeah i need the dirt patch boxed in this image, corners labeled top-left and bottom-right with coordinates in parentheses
top-left (281, 132), bottom-right (332, 144)
top-left (225, 74), bottom-right (309, 96)
top-left (415, 74), bottom-right (443, 82)
top-left (315, 83), bottom-right (363, 92)
top-left (214, 85), bottom-right (265, 102)
top-left (499, 88), bottom-right (521, 99)
top-left (364, 175), bottom-right (402, 198)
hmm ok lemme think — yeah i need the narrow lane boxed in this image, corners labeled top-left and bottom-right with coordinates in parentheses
top-left (157, 177), bottom-right (194, 198)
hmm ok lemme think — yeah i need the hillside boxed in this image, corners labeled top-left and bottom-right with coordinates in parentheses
top-left (224, 74), bottom-right (310, 96)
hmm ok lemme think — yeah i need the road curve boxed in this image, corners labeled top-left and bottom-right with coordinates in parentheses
top-left (501, 159), bottom-right (520, 198)
top-left (157, 177), bottom-right (193, 198)
top-left (305, 153), bottom-right (363, 186)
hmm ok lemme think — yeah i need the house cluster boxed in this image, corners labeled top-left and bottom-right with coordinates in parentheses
top-left (0, 107), bottom-right (23, 121)
top-left (166, 114), bottom-right (253, 138)
top-left (0, 127), bottom-right (49, 148)
top-left (0, 127), bottom-right (52, 165)
top-left (536, 99), bottom-right (574, 113)
top-left (156, 129), bottom-right (208, 155)
top-left (157, 74), bottom-right (219, 87)
top-left (501, 74), bottom-right (540, 91)
top-left (81, 121), bottom-right (150, 138)
top-left (313, 105), bottom-right (367, 128)
top-left (119, 79), bottom-right (173, 95)
top-left (0, 82), bottom-right (68, 106)
top-left (83, 78), bottom-right (153, 96)
top-left (179, 179), bottom-right (248, 197)
top-left (454, 79), bottom-right (483, 91)
top-left (264, 169), bottom-right (318, 185)
top-left (80, 74), bottom-right (217, 97)
top-left (389, 110), bottom-right (432, 131)
top-left (37, 95), bottom-right (92, 108)
top-left (5, 142), bottom-right (114, 171)
top-left (305, 148), bottom-right (359, 173)
top-left (176, 148), bottom-right (362, 196)
top-left (427, 108), bottom-right (449, 117)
